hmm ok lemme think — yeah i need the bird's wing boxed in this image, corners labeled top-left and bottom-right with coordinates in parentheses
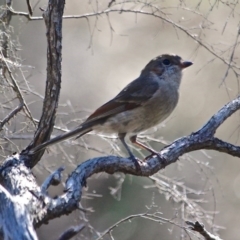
top-left (85, 76), bottom-right (159, 123)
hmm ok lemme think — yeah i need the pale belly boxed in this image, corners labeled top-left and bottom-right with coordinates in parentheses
top-left (93, 92), bottom-right (178, 134)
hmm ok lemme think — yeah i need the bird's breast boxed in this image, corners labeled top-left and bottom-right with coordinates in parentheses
top-left (93, 85), bottom-right (179, 135)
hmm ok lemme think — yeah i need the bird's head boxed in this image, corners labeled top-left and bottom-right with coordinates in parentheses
top-left (141, 54), bottom-right (193, 85)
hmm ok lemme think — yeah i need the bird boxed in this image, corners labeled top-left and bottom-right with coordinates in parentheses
top-left (30, 54), bottom-right (192, 167)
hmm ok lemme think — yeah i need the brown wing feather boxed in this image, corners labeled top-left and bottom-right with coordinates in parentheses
top-left (85, 75), bottom-right (159, 123)
top-left (114, 76), bottom-right (159, 103)
top-left (86, 100), bottom-right (139, 122)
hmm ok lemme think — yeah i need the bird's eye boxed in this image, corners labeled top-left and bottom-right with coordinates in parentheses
top-left (162, 59), bottom-right (171, 65)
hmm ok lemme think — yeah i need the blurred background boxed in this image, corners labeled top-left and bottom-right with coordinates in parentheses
top-left (1, 0), bottom-right (240, 239)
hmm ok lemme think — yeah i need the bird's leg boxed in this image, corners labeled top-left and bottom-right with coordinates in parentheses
top-left (129, 135), bottom-right (158, 156)
top-left (129, 135), bottom-right (166, 166)
top-left (118, 133), bottom-right (141, 171)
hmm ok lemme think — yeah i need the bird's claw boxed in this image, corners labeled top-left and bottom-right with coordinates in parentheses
top-left (129, 156), bottom-right (142, 171)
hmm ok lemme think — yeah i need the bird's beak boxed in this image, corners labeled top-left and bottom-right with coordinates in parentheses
top-left (180, 61), bottom-right (193, 69)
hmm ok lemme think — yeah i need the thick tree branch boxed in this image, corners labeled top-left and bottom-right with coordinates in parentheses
top-left (0, 184), bottom-right (38, 240)
top-left (0, 155), bottom-right (46, 239)
top-left (31, 95), bottom-right (240, 225)
top-left (23, 0), bottom-right (65, 168)
top-left (206, 137), bottom-right (240, 157)
top-left (198, 97), bottom-right (240, 136)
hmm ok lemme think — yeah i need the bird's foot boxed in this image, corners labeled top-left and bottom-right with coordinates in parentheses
top-left (145, 152), bottom-right (167, 168)
top-left (129, 155), bottom-right (142, 171)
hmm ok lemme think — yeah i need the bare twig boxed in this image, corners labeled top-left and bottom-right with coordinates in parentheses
top-left (2, 57), bottom-right (36, 126)
top-left (5, 3), bottom-right (240, 77)
top-left (0, 103), bottom-right (23, 130)
top-left (41, 167), bottom-right (64, 193)
top-left (96, 211), bottom-right (190, 240)
top-left (108, 0), bottom-right (116, 8)
top-left (0, 2), bottom-right (36, 130)
top-left (26, 0), bottom-right (33, 16)
top-left (58, 9), bottom-right (240, 71)
top-left (6, 6), bottom-right (41, 20)
top-left (220, 26), bottom-right (240, 86)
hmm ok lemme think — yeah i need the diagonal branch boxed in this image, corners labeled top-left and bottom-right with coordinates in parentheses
top-left (0, 103), bottom-right (24, 130)
top-left (197, 96), bottom-right (240, 136)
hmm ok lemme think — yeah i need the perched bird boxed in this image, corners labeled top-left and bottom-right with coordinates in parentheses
top-left (31, 54), bottom-right (192, 166)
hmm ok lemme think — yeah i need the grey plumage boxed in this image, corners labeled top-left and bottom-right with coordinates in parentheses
top-left (30, 54), bottom-right (192, 162)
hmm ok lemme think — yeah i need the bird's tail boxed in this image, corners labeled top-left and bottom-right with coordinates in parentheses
top-left (29, 124), bottom-right (92, 154)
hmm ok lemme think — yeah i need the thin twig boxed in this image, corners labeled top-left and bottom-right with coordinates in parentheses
top-left (26, 0), bottom-right (33, 16)
top-left (0, 103), bottom-right (24, 130)
top-left (220, 26), bottom-right (240, 86)
top-left (1, 53), bottom-right (36, 126)
top-left (6, 5), bottom-right (240, 76)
